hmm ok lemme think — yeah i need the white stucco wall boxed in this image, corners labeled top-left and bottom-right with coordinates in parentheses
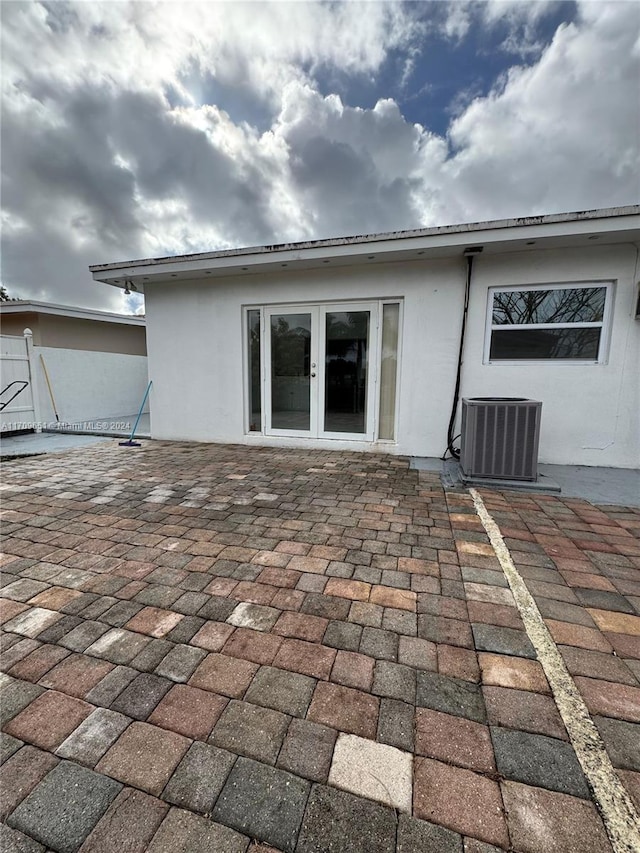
top-left (34, 346), bottom-right (149, 424)
top-left (144, 243), bottom-right (639, 468)
top-left (462, 247), bottom-right (639, 467)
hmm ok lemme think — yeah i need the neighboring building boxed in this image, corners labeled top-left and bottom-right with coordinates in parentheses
top-left (0, 301), bottom-right (146, 355)
top-left (0, 301), bottom-right (148, 429)
top-left (90, 206), bottom-right (640, 468)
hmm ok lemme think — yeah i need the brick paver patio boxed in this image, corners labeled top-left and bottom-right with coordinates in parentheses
top-left (1, 441), bottom-right (639, 852)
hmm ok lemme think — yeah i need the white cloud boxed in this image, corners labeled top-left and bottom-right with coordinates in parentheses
top-left (443, 0), bottom-right (565, 54)
top-left (442, 2), bottom-right (473, 41)
top-left (1, 1), bottom-right (638, 314)
top-left (2, 1), bottom-right (417, 108)
top-left (436, 1), bottom-right (640, 222)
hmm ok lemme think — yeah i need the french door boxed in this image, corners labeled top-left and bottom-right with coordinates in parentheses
top-left (264, 303), bottom-right (378, 440)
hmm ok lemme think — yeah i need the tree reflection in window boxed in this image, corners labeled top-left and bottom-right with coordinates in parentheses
top-left (271, 316), bottom-right (311, 378)
top-left (325, 311), bottom-right (369, 433)
top-left (489, 285), bottom-right (609, 361)
top-left (270, 313), bottom-right (312, 429)
top-left (492, 288), bottom-right (606, 325)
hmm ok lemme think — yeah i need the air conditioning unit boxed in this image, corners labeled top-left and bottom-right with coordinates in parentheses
top-left (460, 398), bottom-right (542, 481)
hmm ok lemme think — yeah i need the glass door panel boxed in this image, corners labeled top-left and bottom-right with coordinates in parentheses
top-left (262, 303), bottom-right (379, 440)
top-left (323, 310), bottom-right (370, 434)
top-left (269, 312), bottom-right (312, 431)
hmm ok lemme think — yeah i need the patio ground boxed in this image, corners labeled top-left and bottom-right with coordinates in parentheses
top-left (1, 440), bottom-right (639, 853)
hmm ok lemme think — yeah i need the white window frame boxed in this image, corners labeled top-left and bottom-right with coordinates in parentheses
top-left (317, 302), bottom-right (378, 442)
top-left (264, 304), bottom-right (320, 438)
top-left (483, 281), bottom-right (615, 365)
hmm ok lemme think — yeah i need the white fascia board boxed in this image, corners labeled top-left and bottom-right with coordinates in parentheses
top-left (90, 207), bottom-right (640, 285)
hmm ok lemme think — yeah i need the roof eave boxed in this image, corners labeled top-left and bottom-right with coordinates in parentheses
top-left (0, 300), bottom-right (145, 325)
top-left (90, 206), bottom-right (640, 287)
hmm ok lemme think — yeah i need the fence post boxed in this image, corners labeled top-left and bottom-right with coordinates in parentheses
top-left (24, 328), bottom-right (42, 433)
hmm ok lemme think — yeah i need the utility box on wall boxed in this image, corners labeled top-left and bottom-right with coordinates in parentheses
top-left (460, 398), bottom-right (542, 481)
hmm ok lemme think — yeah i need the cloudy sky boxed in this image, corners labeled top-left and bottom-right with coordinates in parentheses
top-left (2, 1), bottom-right (639, 314)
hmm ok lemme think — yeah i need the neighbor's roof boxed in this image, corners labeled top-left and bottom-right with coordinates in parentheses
top-left (90, 205), bottom-right (640, 290)
top-left (0, 300), bottom-right (145, 325)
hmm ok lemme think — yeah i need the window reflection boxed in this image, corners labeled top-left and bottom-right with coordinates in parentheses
top-left (324, 311), bottom-right (369, 434)
top-left (490, 328), bottom-right (601, 360)
top-left (247, 310), bottom-right (261, 431)
top-left (271, 313), bottom-right (311, 430)
top-left (379, 304), bottom-right (399, 439)
top-left (492, 288), bottom-right (606, 325)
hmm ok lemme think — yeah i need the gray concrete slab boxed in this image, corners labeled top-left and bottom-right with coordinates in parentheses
top-left (50, 412), bottom-right (150, 439)
top-left (410, 457), bottom-right (640, 508)
top-left (0, 431), bottom-right (111, 458)
top-left (538, 463), bottom-right (640, 508)
top-left (410, 457), bottom-right (443, 472)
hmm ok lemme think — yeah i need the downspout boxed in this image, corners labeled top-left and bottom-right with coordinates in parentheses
top-left (443, 246), bottom-right (483, 460)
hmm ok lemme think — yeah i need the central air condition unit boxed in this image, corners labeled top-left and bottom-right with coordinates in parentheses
top-left (460, 398), bottom-right (542, 481)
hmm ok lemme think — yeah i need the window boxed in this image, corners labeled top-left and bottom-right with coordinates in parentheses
top-left (378, 302), bottom-right (400, 439)
top-left (486, 283), bottom-right (612, 362)
top-left (247, 309), bottom-right (261, 430)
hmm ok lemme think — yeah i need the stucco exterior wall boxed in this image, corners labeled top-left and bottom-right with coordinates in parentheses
top-left (1, 314), bottom-right (41, 342)
top-left (144, 243), bottom-right (639, 468)
top-left (0, 313), bottom-right (146, 355)
top-left (38, 315), bottom-right (146, 355)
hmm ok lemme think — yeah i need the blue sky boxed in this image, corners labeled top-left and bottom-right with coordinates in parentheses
top-left (316, 2), bottom-right (580, 136)
top-left (1, 1), bottom-right (637, 313)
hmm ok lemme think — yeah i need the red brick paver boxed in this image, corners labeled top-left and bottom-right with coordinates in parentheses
top-left (189, 653), bottom-right (258, 698)
top-left (96, 722), bottom-right (190, 796)
top-left (415, 708), bottom-right (495, 773)
top-left (39, 654), bottom-right (114, 698)
top-left (190, 621), bottom-right (235, 652)
top-left (307, 682), bottom-right (379, 739)
top-left (501, 780), bottom-right (611, 853)
top-left (148, 684), bottom-right (228, 739)
top-left (5, 691), bottom-right (93, 750)
top-left (273, 638), bottom-right (336, 680)
top-left (414, 756), bottom-right (509, 847)
top-left (125, 606), bottom-right (184, 637)
top-left (222, 627), bottom-right (283, 665)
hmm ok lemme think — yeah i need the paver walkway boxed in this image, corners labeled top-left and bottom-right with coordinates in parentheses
top-left (1, 441), bottom-right (638, 853)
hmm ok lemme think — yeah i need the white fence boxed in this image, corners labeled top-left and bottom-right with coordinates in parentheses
top-left (1, 330), bottom-right (149, 432)
top-left (0, 333), bottom-right (38, 432)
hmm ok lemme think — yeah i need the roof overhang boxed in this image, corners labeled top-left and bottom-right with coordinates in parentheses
top-left (0, 300), bottom-right (145, 325)
top-left (89, 206), bottom-right (640, 293)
